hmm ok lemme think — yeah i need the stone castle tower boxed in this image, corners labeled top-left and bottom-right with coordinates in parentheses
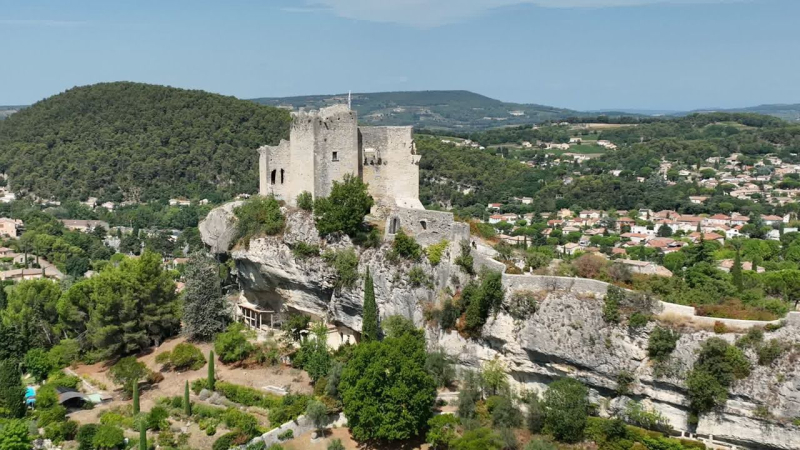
top-left (258, 104), bottom-right (423, 215)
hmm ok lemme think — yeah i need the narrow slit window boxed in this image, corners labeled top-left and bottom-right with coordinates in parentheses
top-left (332, 151), bottom-right (339, 161)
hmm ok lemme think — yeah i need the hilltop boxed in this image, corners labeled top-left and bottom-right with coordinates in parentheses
top-left (683, 103), bottom-right (800, 122)
top-left (0, 82), bottom-right (291, 203)
top-left (251, 90), bottom-right (585, 130)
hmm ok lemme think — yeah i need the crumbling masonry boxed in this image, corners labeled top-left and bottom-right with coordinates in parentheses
top-left (258, 104), bottom-right (467, 245)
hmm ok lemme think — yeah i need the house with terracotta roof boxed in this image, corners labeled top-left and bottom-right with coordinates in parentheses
top-left (488, 214), bottom-right (505, 224)
top-left (618, 259), bottom-right (673, 277)
top-left (621, 232), bottom-right (649, 244)
top-left (688, 232), bottom-right (724, 244)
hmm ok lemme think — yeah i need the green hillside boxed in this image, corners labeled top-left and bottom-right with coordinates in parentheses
top-left (251, 90), bottom-right (582, 130)
top-left (0, 82), bottom-right (291, 203)
top-left (688, 104), bottom-right (800, 122)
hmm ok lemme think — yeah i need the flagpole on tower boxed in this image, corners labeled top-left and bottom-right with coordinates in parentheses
top-left (348, 90), bottom-right (352, 109)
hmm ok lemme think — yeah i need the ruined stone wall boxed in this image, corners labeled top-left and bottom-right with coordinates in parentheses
top-left (258, 140), bottom-right (291, 201)
top-left (287, 112), bottom-right (317, 204)
top-left (385, 207), bottom-right (469, 246)
top-left (310, 105), bottom-right (359, 199)
top-left (361, 126), bottom-right (421, 211)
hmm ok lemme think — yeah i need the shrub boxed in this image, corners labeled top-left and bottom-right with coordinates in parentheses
top-left (191, 378), bottom-right (209, 394)
top-left (623, 401), bottom-right (672, 433)
top-left (214, 323), bottom-right (255, 364)
top-left (322, 249), bottom-right (359, 291)
top-left (439, 297), bottom-right (460, 330)
top-left (155, 352), bottom-right (171, 365)
top-left (647, 327), bottom-right (680, 362)
top-left (408, 266), bottom-right (431, 287)
top-left (392, 229), bottom-right (422, 260)
top-left (109, 356), bottom-right (148, 398)
top-left (327, 438), bottom-right (346, 450)
top-left (542, 378), bottom-right (588, 443)
top-left (47, 371), bottom-right (81, 389)
top-left (313, 174), bottom-right (374, 236)
top-left (277, 429), bottom-right (294, 441)
top-left (292, 242), bottom-right (320, 259)
top-left (757, 339), bottom-right (786, 365)
top-left (573, 254), bottom-right (607, 279)
top-left (213, 432), bottom-right (248, 450)
top-left (281, 313), bottom-right (311, 342)
top-left (425, 348), bottom-right (455, 388)
top-left (222, 408), bottom-right (260, 435)
top-left (169, 343), bottom-right (207, 371)
top-left (602, 286), bottom-right (623, 323)
top-left (23, 348), bottom-right (54, 383)
top-left (215, 381), bottom-right (280, 409)
top-left (48, 338), bottom-right (80, 368)
top-left (452, 427), bottom-right (504, 450)
top-left (628, 312), bottom-right (651, 329)
top-left (147, 406), bottom-right (170, 430)
top-left (269, 394), bottom-right (312, 425)
top-left (616, 370), bottom-right (635, 395)
top-left (525, 439), bottom-right (557, 450)
top-left (735, 328), bottom-right (764, 349)
top-left (525, 392), bottom-right (545, 433)
top-left (296, 191), bottom-right (314, 211)
top-left (92, 424), bottom-right (125, 450)
top-left (426, 414), bottom-right (459, 449)
top-left (233, 196), bottom-right (285, 245)
top-left (427, 240), bottom-right (449, 266)
top-left (76, 424), bottom-right (98, 450)
top-left (455, 240), bottom-right (474, 274)
top-left (713, 321), bottom-right (727, 334)
top-left (687, 337), bottom-right (751, 416)
top-left (486, 395), bottom-right (522, 428)
top-left (44, 419), bottom-right (79, 443)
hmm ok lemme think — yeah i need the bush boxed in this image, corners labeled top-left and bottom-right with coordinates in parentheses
top-left (277, 429), bottom-right (294, 441)
top-left (214, 323), bottom-right (255, 364)
top-left (603, 286), bottom-right (623, 323)
top-left (427, 240), bottom-right (449, 266)
top-left (455, 240), bottom-right (474, 274)
top-left (222, 408), bottom-right (260, 435)
top-left (292, 242), bottom-right (320, 259)
top-left (76, 424), bottom-right (98, 450)
top-left (147, 406), bottom-right (170, 430)
top-left (616, 370), bottom-right (635, 396)
top-left (109, 356), bottom-right (148, 398)
top-left (233, 196), bottom-right (285, 245)
top-left (296, 191), bottom-right (313, 211)
top-left (37, 404), bottom-right (67, 427)
top-left (452, 427), bottom-right (504, 450)
top-left (313, 174), bottom-right (374, 236)
top-left (92, 424), bottom-right (125, 449)
top-left (426, 414), bottom-right (459, 449)
top-left (542, 378), bottom-right (588, 443)
top-left (757, 339), bottom-right (786, 365)
top-left (628, 312), bottom-right (651, 329)
top-left (392, 229), bottom-right (422, 260)
top-left (322, 249), bottom-right (359, 291)
top-left (525, 439), bottom-right (557, 450)
top-left (439, 297), bottom-right (460, 330)
top-left (44, 419), bottom-right (79, 443)
top-left (213, 432), bottom-right (248, 450)
top-left (486, 395), bottom-right (522, 428)
top-left (23, 348), bottom-right (54, 383)
top-left (687, 337), bottom-right (751, 415)
top-left (48, 338), bottom-right (80, 368)
top-left (281, 313), bottom-right (311, 342)
top-left (647, 327), bottom-right (680, 362)
top-left (47, 371), bottom-right (81, 389)
top-left (713, 321), bottom-right (727, 334)
top-left (408, 266), bottom-right (431, 287)
top-left (425, 348), bottom-right (455, 388)
top-left (169, 343), bottom-right (207, 371)
top-left (327, 438), bottom-right (346, 450)
top-left (269, 394), bottom-right (312, 425)
top-left (525, 392), bottom-right (545, 434)
top-left (215, 381), bottom-right (280, 409)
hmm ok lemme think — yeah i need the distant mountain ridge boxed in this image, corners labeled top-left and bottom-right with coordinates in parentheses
top-left (251, 90), bottom-right (591, 130)
top-left (681, 104), bottom-right (800, 122)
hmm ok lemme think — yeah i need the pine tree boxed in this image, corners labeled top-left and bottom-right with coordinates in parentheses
top-left (139, 422), bottom-right (147, 450)
top-left (183, 253), bottom-right (230, 341)
top-left (183, 381), bottom-right (191, 416)
top-left (361, 268), bottom-right (378, 342)
top-left (208, 350), bottom-right (215, 391)
top-left (132, 379), bottom-right (140, 415)
top-left (0, 359), bottom-right (25, 418)
top-left (732, 249), bottom-right (743, 292)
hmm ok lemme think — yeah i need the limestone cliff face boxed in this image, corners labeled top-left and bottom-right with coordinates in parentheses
top-left (200, 205), bottom-right (800, 450)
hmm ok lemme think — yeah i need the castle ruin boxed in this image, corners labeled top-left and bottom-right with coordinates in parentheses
top-left (258, 104), bottom-right (467, 245)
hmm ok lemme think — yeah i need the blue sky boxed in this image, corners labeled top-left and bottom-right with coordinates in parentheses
top-left (0, 0), bottom-right (797, 110)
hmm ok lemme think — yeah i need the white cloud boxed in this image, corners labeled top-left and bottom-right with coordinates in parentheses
top-left (303, 0), bottom-right (748, 27)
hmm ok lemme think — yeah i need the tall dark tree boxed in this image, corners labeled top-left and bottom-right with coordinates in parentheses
top-left (182, 253), bottom-right (229, 341)
top-left (361, 268), bottom-right (378, 342)
top-left (732, 249), bottom-right (744, 292)
top-left (0, 359), bottom-right (25, 418)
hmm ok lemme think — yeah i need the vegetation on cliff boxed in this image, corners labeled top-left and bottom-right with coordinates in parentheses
top-left (0, 82), bottom-right (291, 203)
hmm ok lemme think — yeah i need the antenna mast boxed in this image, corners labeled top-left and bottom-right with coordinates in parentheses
top-left (348, 90), bottom-right (352, 109)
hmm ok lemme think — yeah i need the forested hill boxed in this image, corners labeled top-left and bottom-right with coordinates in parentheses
top-left (0, 82), bottom-right (291, 203)
top-left (252, 90), bottom-right (587, 130)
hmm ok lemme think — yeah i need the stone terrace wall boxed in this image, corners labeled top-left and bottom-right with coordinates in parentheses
top-left (501, 273), bottom-right (799, 331)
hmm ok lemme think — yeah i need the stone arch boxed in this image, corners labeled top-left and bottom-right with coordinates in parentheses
top-left (389, 217), bottom-right (400, 234)
top-left (270, 169), bottom-right (277, 185)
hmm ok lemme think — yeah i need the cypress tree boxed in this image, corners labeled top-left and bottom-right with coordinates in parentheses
top-left (132, 379), bottom-right (140, 415)
top-left (139, 422), bottom-right (147, 450)
top-left (208, 350), bottom-right (215, 391)
top-left (0, 359), bottom-right (25, 418)
top-left (361, 268), bottom-right (378, 342)
top-left (732, 249), bottom-right (743, 292)
top-left (183, 381), bottom-right (191, 416)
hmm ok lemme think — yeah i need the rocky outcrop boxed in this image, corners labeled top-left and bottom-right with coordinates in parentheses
top-left (200, 205), bottom-right (800, 449)
top-left (198, 201), bottom-right (242, 253)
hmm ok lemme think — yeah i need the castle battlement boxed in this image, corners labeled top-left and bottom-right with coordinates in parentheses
top-left (258, 104), bottom-right (422, 213)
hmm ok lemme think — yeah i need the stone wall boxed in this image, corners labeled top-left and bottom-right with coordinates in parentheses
top-left (258, 140), bottom-right (291, 201)
top-left (360, 126), bottom-right (422, 211)
top-left (385, 207), bottom-right (470, 246)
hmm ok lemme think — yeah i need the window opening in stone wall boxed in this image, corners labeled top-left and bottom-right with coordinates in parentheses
top-left (389, 217), bottom-right (400, 234)
top-left (280, 169), bottom-right (285, 184)
top-left (270, 170), bottom-right (276, 185)
top-left (332, 151), bottom-right (339, 162)
top-left (420, 220), bottom-right (428, 230)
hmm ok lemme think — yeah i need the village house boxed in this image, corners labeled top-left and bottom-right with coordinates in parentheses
top-left (60, 219), bottom-right (110, 233)
top-left (0, 218), bottom-right (23, 238)
top-left (617, 259), bottom-right (673, 277)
